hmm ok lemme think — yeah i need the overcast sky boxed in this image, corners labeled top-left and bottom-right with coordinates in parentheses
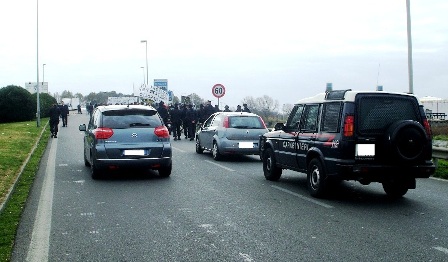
top-left (1, 0), bottom-right (447, 107)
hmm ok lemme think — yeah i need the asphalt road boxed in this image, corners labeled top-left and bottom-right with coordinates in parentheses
top-left (12, 111), bottom-right (448, 261)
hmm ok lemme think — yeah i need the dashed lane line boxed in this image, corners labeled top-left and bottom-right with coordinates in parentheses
top-left (204, 160), bottom-right (235, 172)
top-left (271, 185), bottom-right (334, 209)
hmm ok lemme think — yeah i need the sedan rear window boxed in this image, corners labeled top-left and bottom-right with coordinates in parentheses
top-left (102, 109), bottom-right (162, 129)
top-left (229, 116), bottom-right (265, 129)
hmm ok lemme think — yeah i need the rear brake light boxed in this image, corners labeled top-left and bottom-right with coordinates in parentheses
top-left (223, 116), bottom-right (229, 128)
top-left (343, 115), bottom-right (354, 137)
top-left (94, 128), bottom-right (114, 139)
top-left (154, 126), bottom-right (170, 138)
top-left (422, 119), bottom-right (432, 139)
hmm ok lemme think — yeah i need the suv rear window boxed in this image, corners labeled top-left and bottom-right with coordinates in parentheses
top-left (102, 109), bottom-right (162, 129)
top-left (357, 95), bottom-right (420, 135)
top-left (229, 116), bottom-right (264, 129)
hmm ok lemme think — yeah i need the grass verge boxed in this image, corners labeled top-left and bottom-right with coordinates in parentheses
top-left (0, 120), bottom-right (49, 262)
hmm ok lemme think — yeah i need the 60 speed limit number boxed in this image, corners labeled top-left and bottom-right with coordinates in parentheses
top-left (212, 84), bottom-right (226, 98)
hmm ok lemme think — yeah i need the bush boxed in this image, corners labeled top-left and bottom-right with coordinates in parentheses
top-left (31, 93), bottom-right (57, 118)
top-left (0, 85), bottom-right (35, 123)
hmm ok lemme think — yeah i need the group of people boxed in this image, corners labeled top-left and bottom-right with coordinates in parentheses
top-left (48, 101), bottom-right (70, 138)
top-left (156, 101), bottom-right (251, 141)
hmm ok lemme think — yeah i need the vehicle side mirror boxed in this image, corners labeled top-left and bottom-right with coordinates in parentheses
top-left (79, 124), bottom-right (86, 131)
top-left (273, 122), bottom-right (284, 131)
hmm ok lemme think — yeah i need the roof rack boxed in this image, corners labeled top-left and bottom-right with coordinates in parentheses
top-left (325, 89), bottom-right (351, 100)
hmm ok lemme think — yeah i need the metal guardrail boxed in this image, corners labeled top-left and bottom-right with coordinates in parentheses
top-left (433, 147), bottom-right (448, 160)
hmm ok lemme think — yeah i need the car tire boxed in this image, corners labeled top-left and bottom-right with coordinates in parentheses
top-left (159, 164), bottom-right (172, 177)
top-left (262, 147), bottom-right (282, 181)
top-left (195, 138), bottom-right (204, 154)
top-left (307, 158), bottom-right (328, 198)
top-left (386, 120), bottom-right (426, 162)
top-left (91, 162), bottom-right (101, 180)
top-left (382, 180), bottom-right (409, 198)
top-left (212, 141), bottom-right (222, 161)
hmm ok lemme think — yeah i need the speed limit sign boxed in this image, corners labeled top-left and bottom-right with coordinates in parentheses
top-left (212, 84), bottom-right (226, 98)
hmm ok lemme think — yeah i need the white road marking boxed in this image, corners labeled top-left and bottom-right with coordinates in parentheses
top-left (271, 185), bottom-right (334, 209)
top-left (433, 246), bottom-right (448, 255)
top-left (239, 253), bottom-right (254, 262)
top-left (204, 160), bottom-right (235, 172)
top-left (26, 138), bottom-right (57, 262)
top-left (171, 146), bottom-right (186, 153)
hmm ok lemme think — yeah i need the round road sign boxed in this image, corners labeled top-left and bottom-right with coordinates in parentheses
top-left (212, 84), bottom-right (226, 98)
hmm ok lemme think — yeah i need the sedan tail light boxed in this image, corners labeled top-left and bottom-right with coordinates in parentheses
top-left (154, 126), bottom-right (170, 138)
top-left (422, 118), bottom-right (432, 139)
top-left (223, 116), bottom-right (229, 128)
top-left (94, 127), bottom-right (114, 139)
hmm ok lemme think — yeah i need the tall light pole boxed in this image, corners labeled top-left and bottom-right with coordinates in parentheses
top-left (42, 63), bottom-right (46, 83)
top-left (406, 0), bottom-right (414, 94)
top-left (140, 66), bottom-right (145, 85)
top-left (140, 40), bottom-right (148, 86)
top-left (36, 0), bottom-right (40, 127)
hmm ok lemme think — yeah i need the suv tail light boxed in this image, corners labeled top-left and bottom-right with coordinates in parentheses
top-left (94, 127), bottom-right (114, 139)
top-left (422, 118), bottom-right (432, 139)
top-left (343, 115), bottom-right (354, 137)
top-left (223, 116), bottom-right (229, 128)
top-left (154, 126), bottom-right (170, 138)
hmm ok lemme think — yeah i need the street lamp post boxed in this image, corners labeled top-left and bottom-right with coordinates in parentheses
top-left (406, 0), bottom-right (414, 94)
top-left (140, 40), bottom-right (148, 86)
top-left (140, 66), bottom-right (145, 85)
top-left (36, 0), bottom-right (40, 127)
top-left (43, 63), bottom-right (46, 83)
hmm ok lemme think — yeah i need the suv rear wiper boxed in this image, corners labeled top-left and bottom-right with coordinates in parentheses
top-left (233, 125), bottom-right (249, 128)
top-left (129, 123), bottom-right (150, 127)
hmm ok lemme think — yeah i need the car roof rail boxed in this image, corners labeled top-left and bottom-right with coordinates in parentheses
top-left (325, 89), bottom-right (352, 100)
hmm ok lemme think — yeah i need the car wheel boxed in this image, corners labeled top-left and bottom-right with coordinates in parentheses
top-left (195, 138), bottom-right (204, 154)
top-left (159, 164), bottom-right (172, 177)
top-left (382, 180), bottom-right (409, 198)
top-left (91, 161), bottom-right (101, 180)
top-left (212, 142), bottom-right (222, 161)
top-left (262, 148), bottom-right (282, 181)
top-left (307, 158), bottom-right (328, 198)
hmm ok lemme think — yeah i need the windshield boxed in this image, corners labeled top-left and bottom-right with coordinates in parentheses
top-left (102, 109), bottom-right (162, 129)
top-left (228, 116), bottom-right (265, 129)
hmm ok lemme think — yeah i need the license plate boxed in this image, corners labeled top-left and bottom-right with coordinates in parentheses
top-left (239, 142), bottom-right (254, 148)
top-left (356, 144), bottom-right (375, 157)
top-left (124, 149), bottom-right (145, 156)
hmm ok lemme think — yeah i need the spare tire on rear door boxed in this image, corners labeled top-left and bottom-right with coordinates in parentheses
top-left (385, 120), bottom-right (427, 162)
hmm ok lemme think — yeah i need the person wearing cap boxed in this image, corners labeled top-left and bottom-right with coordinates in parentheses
top-left (235, 105), bottom-right (242, 112)
top-left (223, 105), bottom-right (231, 112)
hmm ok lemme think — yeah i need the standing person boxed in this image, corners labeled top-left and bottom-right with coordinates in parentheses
top-left (197, 104), bottom-right (206, 124)
top-left (242, 103), bottom-right (251, 113)
top-left (77, 104), bottom-right (82, 114)
top-left (185, 104), bottom-right (197, 141)
top-left (87, 103), bottom-right (93, 116)
top-left (170, 103), bottom-right (182, 140)
top-left (204, 100), bottom-right (215, 120)
top-left (214, 105), bottom-right (220, 112)
top-left (49, 103), bottom-right (61, 138)
top-left (223, 105), bottom-right (231, 112)
top-left (235, 105), bottom-right (242, 112)
top-left (157, 101), bottom-right (169, 125)
top-left (60, 101), bottom-right (69, 127)
top-left (181, 104), bottom-right (188, 139)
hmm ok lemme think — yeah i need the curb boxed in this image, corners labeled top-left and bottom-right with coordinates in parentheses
top-left (0, 121), bottom-right (49, 213)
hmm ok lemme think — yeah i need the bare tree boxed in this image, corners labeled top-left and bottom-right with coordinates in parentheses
top-left (241, 95), bottom-right (279, 120)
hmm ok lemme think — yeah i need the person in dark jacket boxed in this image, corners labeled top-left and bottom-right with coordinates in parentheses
top-left (185, 104), bottom-right (197, 140)
top-left (235, 105), bottom-right (242, 112)
top-left (157, 101), bottom-right (169, 125)
top-left (49, 103), bottom-right (61, 138)
top-left (60, 101), bottom-right (69, 127)
top-left (203, 100), bottom-right (215, 120)
top-left (223, 105), bottom-right (231, 112)
top-left (242, 103), bottom-right (251, 113)
top-left (170, 103), bottom-right (182, 140)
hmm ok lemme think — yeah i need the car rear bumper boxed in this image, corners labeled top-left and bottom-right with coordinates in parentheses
top-left (95, 157), bottom-right (172, 170)
top-left (334, 160), bottom-right (436, 181)
top-left (219, 140), bottom-right (260, 155)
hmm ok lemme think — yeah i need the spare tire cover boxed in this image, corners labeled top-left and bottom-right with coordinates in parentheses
top-left (385, 120), bottom-right (426, 162)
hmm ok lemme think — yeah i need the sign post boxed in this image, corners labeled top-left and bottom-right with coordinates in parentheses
top-left (212, 83), bottom-right (226, 108)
